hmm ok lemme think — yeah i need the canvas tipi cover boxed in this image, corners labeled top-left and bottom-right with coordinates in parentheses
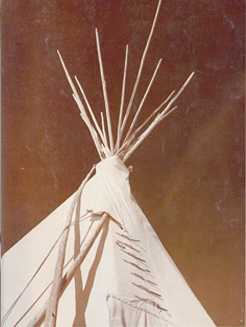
top-left (2, 156), bottom-right (216, 327)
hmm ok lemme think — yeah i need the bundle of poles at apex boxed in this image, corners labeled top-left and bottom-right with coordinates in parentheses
top-left (57, 2), bottom-right (194, 163)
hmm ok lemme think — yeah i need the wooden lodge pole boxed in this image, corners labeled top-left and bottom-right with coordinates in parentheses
top-left (27, 212), bottom-right (109, 327)
top-left (44, 165), bottom-right (95, 327)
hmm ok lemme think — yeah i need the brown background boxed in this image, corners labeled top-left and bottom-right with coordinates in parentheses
top-left (2, 0), bottom-right (245, 326)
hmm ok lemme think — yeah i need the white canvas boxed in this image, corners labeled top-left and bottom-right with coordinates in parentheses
top-left (2, 157), bottom-right (215, 326)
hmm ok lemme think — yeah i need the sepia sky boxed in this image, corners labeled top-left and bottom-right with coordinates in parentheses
top-left (2, 0), bottom-right (245, 326)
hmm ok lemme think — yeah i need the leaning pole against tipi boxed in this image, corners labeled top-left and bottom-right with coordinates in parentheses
top-left (2, 0), bottom-right (216, 326)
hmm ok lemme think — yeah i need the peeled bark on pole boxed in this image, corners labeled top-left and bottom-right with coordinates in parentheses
top-left (44, 165), bottom-right (95, 327)
top-left (27, 212), bottom-right (109, 327)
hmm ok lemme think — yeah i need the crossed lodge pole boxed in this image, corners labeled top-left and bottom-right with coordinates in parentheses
top-left (27, 212), bottom-right (109, 327)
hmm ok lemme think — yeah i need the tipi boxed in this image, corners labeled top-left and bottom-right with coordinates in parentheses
top-left (2, 0), bottom-right (216, 326)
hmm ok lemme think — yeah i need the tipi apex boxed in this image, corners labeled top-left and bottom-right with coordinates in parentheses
top-left (2, 0), bottom-right (216, 326)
